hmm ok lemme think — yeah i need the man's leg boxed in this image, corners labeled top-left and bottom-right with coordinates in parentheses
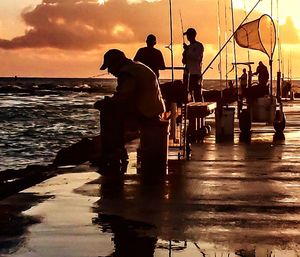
top-left (190, 74), bottom-right (203, 102)
top-left (100, 100), bottom-right (124, 154)
top-left (183, 73), bottom-right (193, 101)
top-left (99, 100), bottom-right (128, 175)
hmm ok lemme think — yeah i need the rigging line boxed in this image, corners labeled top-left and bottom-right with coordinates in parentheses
top-left (202, 0), bottom-right (262, 76)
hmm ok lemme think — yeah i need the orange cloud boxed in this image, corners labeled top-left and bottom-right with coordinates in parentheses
top-left (0, 0), bottom-right (233, 50)
top-left (0, 0), bottom-right (298, 50)
top-left (0, 0), bottom-right (161, 50)
top-left (2, 0), bottom-right (295, 79)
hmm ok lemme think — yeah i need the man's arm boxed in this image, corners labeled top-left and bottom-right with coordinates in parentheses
top-left (252, 66), bottom-right (259, 76)
top-left (112, 72), bottom-right (136, 105)
top-left (133, 49), bottom-right (142, 62)
top-left (158, 51), bottom-right (166, 70)
top-left (182, 43), bottom-right (188, 65)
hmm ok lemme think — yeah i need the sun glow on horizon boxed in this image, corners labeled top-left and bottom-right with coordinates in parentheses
top-left (1, 0), bottom-right (300, 78)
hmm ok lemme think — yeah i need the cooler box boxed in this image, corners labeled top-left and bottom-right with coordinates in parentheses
top-left (139, 120), bottom-right (169, 177)
top-left (215, 106), bottom-right (235, 140)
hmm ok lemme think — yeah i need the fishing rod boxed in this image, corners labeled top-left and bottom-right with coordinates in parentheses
top-left (230, 0), bottom-right (238, 93)
top-left (217, 0), bottom-right (222, 89)
top-left (168, 0), bottom-right (174, 82)
top-left (276, 0), bottom-right (281, 73)
top-left (179, 10), bottom-right (185, 45)
top-left (224, 0), bottom-right (229, 86)
top-left (201, 0), bottom-right (262, 77)
top-left (167, 0), bottom-right (176, 141)
top-left (276, 0), bottom-right (282, 99)
top-left (244, 0), bottom-right (251, 63)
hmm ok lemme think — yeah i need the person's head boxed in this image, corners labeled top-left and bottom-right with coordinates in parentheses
top-left (146, 34), bottom-right (156, 47)
top-left (243, 68), bottom-right (246, 73)
top-left (100, 49), bottom-right (127, 76)
top-left (183, 27), bottom-right (197, 42)
top-left (259, 61), bottom-right (263, 66)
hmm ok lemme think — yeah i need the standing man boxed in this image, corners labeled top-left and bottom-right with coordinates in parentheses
top-left (252, 61), bottom-right (269, 87)
top-left (94, 49), bottom-right (165, 176)
top-left (182, 27), bottom-right (204, 102)
top-left (245, 61), bottom-right (270, 101)
top-left (239, 68), bottom-right (248, 98)
top-left (134, 34), bottom-right (165, 79)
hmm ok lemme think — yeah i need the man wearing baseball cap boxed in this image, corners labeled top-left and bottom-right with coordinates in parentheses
top-left (182, 27), bottom-right (204, 102)
top-left (94, 49), bottom-right (165, 176)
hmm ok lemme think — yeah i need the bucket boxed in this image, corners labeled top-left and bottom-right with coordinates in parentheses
top-left (139, 120), bottom-right (169, 177)
top-left (215, 106), bottom-right (235, 141)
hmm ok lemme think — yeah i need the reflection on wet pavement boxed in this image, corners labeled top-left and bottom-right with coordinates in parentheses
top-left (2, 102), bottom-right (300, 256)
top-left (0, 193), bottom-right (50, 255)
top-left (88, 102), bottom-right (300, 256)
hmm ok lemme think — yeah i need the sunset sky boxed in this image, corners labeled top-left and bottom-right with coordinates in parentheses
top-left (0, 0), bottom-right (299, 79)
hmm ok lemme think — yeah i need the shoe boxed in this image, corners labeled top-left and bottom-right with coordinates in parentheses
top-left (96, 148), bottom-right (128, 177)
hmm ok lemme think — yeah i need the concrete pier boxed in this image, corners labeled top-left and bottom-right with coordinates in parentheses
top-left (1, 101), bottom-right (300, 256)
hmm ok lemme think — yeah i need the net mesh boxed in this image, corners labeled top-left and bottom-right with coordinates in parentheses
top-left (234, 14), bottom-right (276, 59)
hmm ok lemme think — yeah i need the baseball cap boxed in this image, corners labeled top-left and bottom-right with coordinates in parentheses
top-left (183, 27), bottom-right (196, 36)
top-left (100, 49), bottom-right (126, 70)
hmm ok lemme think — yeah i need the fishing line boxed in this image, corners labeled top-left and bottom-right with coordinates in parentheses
top-left (179, 9), bottom-right (185, 44)
top-left (89, 72), bottom-right (109, 78)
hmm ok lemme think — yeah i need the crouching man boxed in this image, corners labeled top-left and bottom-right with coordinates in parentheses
top-left (94, 49), bottom-right (166, 176)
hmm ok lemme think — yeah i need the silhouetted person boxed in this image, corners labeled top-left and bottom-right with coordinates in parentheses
top-left (94, 49), bottom-right (165, 176)
top-left (134, 34), bottom-right (165, 78)
top-left (182, 27), bottom-right (204, 102)
top-left (245, 61), bottom-right (269, 101)
top-left (252, 61), bottom-right (269, 87)
top-left (239, 68), bottom-right (248, 97)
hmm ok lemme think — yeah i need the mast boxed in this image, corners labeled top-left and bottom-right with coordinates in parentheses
top-left (224, 0), bottom-right (228, 85)
top-left (276, 0), bottom-right (281, 73)
top-left (217, 0), bottom-right (222, 89)
top-left (168, 0), bottom-right (176, 141)
top-left (276, 0), bottom-right (281, 100)
top-left (169, 0), bottom-right (174, 82)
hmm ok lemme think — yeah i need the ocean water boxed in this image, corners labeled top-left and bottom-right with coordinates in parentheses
top-left (0, 78), bottom-right (117, 172)
top-left (0, 77), bottom-right (298, 172)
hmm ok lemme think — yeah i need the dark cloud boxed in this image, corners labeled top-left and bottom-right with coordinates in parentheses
top-left (0, 0), bottom-right (163, 50)
top-left (0, 0), bottom-right (221, 50)
top-left (2, 0), bottom-right (293, 51)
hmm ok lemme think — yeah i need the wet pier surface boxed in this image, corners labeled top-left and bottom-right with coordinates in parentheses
top-left (1, 101), bottom-right (300, 256)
